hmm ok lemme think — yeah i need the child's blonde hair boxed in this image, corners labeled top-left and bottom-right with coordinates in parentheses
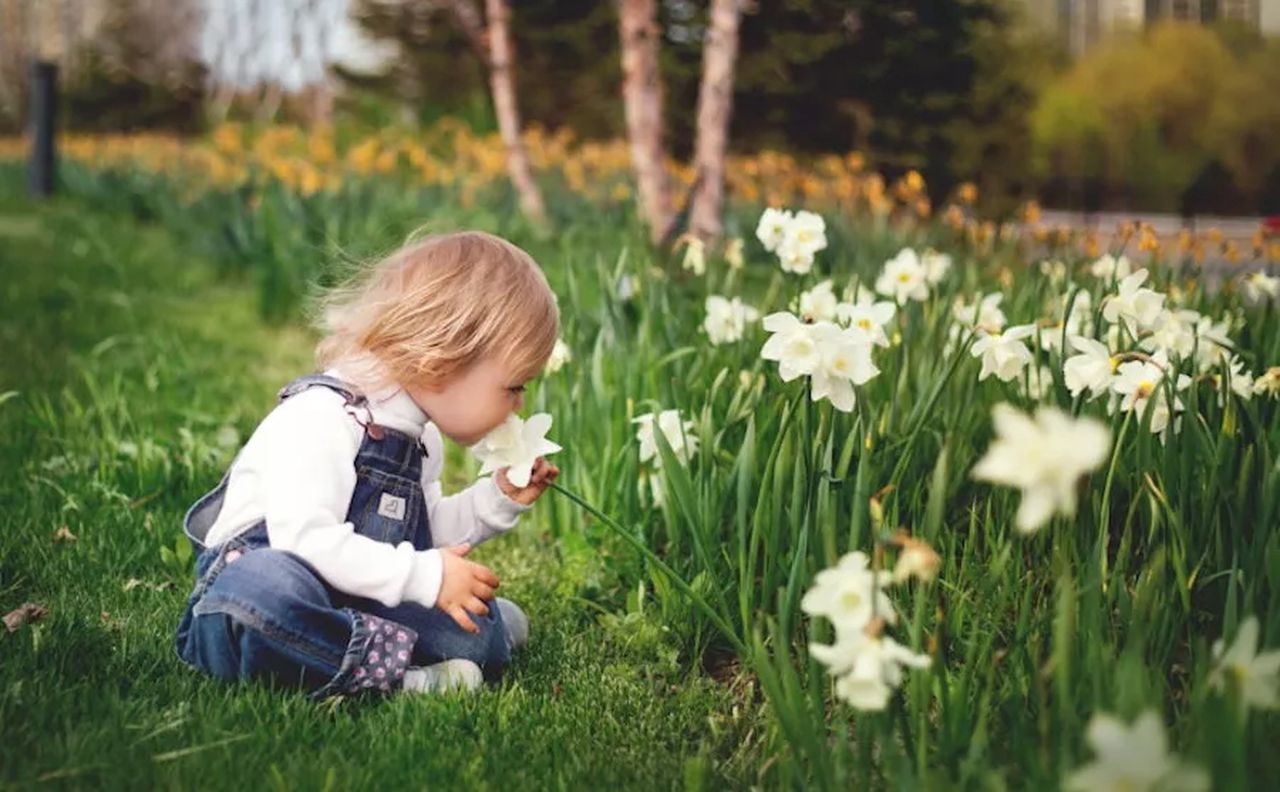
top-left (316, 230), bottom-right (559, 393)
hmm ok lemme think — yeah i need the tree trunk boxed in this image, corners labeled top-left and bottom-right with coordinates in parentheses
top-left (688, 0), bottom-right (741, 243)
top-left (619, 0), bottom-right (672, 246)
top-left (483, 0), bottom-right (547, 226)
top-left (310, 77), bottom-right (335, 126)
top-left (447, 0), bottom-right (490, 66)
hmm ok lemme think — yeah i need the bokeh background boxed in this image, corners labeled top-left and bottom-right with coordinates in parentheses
top-left (3, 0), bottom-right (1279, 217)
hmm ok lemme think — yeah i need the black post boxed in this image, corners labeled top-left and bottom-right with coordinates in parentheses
top-left (28, 60), bottom-right (58, 198)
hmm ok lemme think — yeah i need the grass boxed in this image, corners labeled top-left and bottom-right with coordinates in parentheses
top-left (3, 151), bottom-right (1278, 789)
top-left (0, 188), bottom-right (764, 789)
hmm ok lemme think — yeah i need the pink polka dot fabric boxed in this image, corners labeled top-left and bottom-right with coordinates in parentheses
top-left (345, 614), bottom-right (417, 693)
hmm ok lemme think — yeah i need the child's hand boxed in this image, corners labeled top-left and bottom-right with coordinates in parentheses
top-left (496, 457), bottom-right (560, 506)
top-left (438, 544), bottom-right (499, 634)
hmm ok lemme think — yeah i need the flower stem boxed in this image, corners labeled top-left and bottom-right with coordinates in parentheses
top-left (548, 481), bottom-right (749, 657)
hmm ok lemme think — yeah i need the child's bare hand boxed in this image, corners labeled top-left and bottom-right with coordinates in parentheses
top-left (438, 544), bottom-right (499, 634)
top-left (496, 457), bottom-right (560, 506)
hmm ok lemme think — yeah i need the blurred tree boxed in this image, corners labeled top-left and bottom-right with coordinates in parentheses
top-left (620, 0), bottom-right (674, 244)
top-left (1032, 22), bottom-right (1280, 213)
top-left (353, 0), bottom-right (1026, 205)
top-left (0, 0), bottom-right (205, 134)
top-left (481, 0), bottom-right (547, 225)
top-left (688, 0), bottom-right (741, 243)
top-left (944, 1), bottom-right (1056, 215)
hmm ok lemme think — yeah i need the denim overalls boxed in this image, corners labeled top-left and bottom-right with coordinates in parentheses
top-left (174, 374), bottom-right (510, 698)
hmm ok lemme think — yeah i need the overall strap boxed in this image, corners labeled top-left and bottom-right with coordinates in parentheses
top-left (277, 374), bottom-right (367, 407)
top-left (278, 373), bottom-right (424, 453)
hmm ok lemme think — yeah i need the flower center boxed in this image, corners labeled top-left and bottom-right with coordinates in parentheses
top-left (1136, 380), bottom-right (1155, 398)
top-left (857, 319), bottom-right (872, 330)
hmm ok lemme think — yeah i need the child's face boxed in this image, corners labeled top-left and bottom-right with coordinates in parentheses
top-left (404, 355), bottom-right (529, 447)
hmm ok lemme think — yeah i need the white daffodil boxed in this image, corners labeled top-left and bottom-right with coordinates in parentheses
top-left (1210, 615), bottom-right (1280, 710)
top-left (633, 409), bottom-right (698, 468)
top-left (836, 296), bottom-right (896, 348)
top-left (723, 237), bottom-right (745, 270)
top-left (972, 404), bottom-right (1111, 533)
top-left (755, 207), bottom-right (792, 252)
top-left (776, 238), bottom-right (816, 275)
top-left (799, 279), bottom-right (840, 323)
top-left (545, 338), bottom-right (571, 373)
top-left (1064, 336), bottom-right (1118, 400)
top-left (703, 296), bottom-right (759, 345)
top-left (1216, 355), bottom-right (1255, 404)
top-left (970, 324), bottom-right (1036, 382)
top-left (762, 208), bottom-right (828, 274)
top-left (808, 323), bottom-right (878, 413)
top-left (616, 273), bottom-right (637, 301)
top-left (786, 210), bottom-right (828, 257)
top-left (1089, 253), bottom-right (1132, 282)
top-left (876, 249), bottom-right (931, 304)
top-left (800, 551), bottom-right (896, 635)
top-left (1041, 290), bottom-right (1093, 352)
top-left (922, 249), bottom-right (952, 284)
top-left (1255, 366), bottom-right (1280, 397)
top-left (1064, 711), bottom-right (1209, 792)
top-left (953, 292), bottom-right (1008, 334)
top-left (1142, 309), bottom-right (1201, 360)
top-left (1240, 270), bottom-right (1279, 305)
top-left (679, 235), bottom-right (707, 276)
top-left (1102, 269), bottom-right (1165, 332)
top-left (1112, 352), bottom-right (1191, 435)
top-left (1040, 259), bottom-right (1068, 286)
top-left (1192, 315), bottom-right (1234, 373)
top-left (812, 632), bottom-right (932, 711)
top-left (471, 413), bottom-right (562, 489)
top-left (761, 312), bottom-right (822, 381)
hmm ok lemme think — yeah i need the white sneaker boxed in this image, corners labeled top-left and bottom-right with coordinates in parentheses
top-left (401, 659), bottom-right (483, 693)
top-left (495, 597), bottom-right (528, 650)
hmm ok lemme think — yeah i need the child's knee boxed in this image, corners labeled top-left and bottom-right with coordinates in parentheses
top-left (183, 549), bottom-right (336, 679)
top-left (421, 605), bottom-right (511, 672)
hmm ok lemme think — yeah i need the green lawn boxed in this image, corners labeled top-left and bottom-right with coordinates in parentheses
top-left (0, 192), bottom-right (761, 789)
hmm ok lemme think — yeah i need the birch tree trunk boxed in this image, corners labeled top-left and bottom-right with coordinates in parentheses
top-left (688, 0), bottom-right (741, 243)
top-left (483, 0), bottom-right (547, 226)
top-left (619, 0), bottom-right (672, 245)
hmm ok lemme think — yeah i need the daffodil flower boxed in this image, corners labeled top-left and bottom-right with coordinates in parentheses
top-left (1063, 336), bottom-right (1117, 400)
top-left (704, 296), bottom-right (759, 345)
top-left (813, 631), bottom-right (932, 711)
top-left (471, 413), bottom-right (562, 489)
top-left (1102, 269), bottom-right (1165, 332)
top-left (970, 324), bottom-right (1036, 382)
top-left (1111, 351), bottom-right (1191, 435)
top-left (1064, 711), bottom-right (1208, 792)
top-left (633, 410), bottom-right (698, 467)
top-left (875, 248), bottom-right (930, 304)
top-left (972, 403), bottom-right (1111, 533)
top-left (1210, 616), bottom-right (1280, 710)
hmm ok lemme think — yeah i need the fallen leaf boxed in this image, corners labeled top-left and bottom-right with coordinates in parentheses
top-left (53, 526), bottom-right (77, 543)
top-left (4, 602), bottom-right (49, 633)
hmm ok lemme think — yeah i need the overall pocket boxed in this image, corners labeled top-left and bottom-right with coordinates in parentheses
top-left (349, 466), bottom-right (421, 545)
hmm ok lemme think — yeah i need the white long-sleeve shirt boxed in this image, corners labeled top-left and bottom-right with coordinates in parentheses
top-left (202, 369), bottom-right (530, 609)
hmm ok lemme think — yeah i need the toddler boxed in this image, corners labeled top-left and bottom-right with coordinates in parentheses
top-left (174, 230), bottom-right (560, 697)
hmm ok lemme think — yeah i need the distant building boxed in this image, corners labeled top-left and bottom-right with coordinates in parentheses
top-left (1028, 0), bottom-right (1280, 55)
